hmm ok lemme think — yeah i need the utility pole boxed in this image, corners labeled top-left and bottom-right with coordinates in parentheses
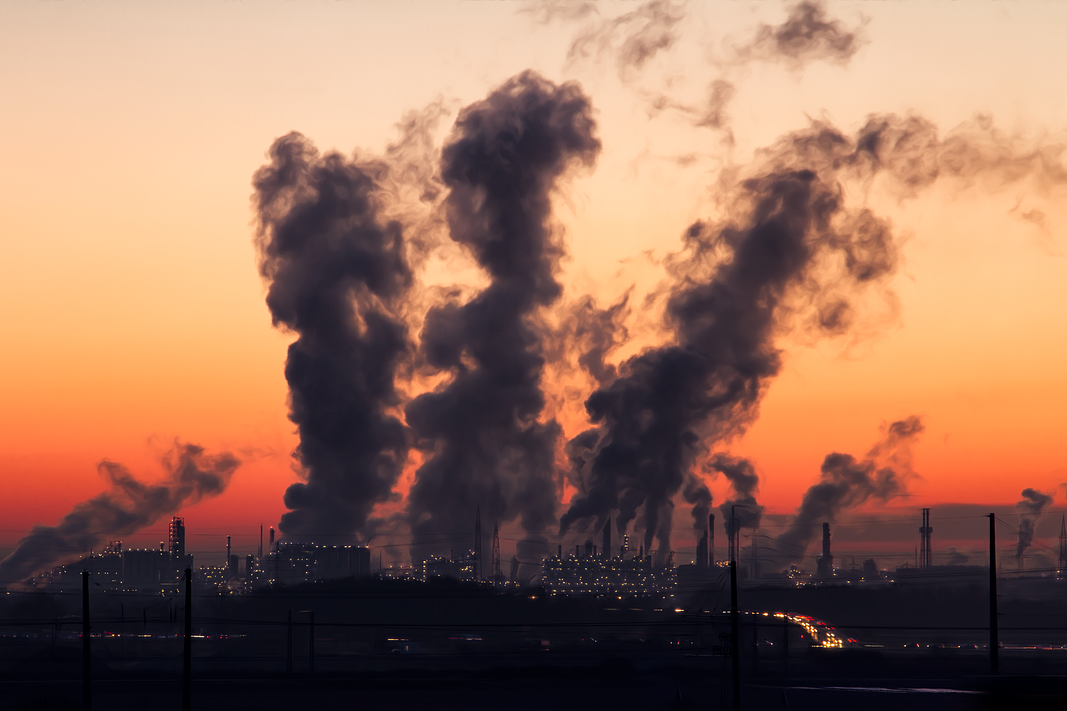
top-left (308, 611), bottom-right (315, 677)
top-left (989, 513), bottom-right (998, 675)
top-left (82, 571), bottom-right (91, 711)
top-left (730, 559), bottom-right (741, 711)
top-left (286, 610), bottom-right (293, 674)
top-left (183, 568), bottom-right (192, 711)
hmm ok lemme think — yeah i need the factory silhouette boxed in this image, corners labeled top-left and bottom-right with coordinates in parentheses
top-left (38, 505), bottom-right (1067, 596)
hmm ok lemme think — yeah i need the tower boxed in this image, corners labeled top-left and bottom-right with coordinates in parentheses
top-left (603, 513), bottom-right (613, 560)
top-left (816, 522), bottom-right (833, 578)
top-left (491, 523), bottom-right (501, 583)
top-left (474, 506), bottom-right (482, 581)
top-left (709, 513), bottom-right (715, 566)
top-left (919, 508), bottom-right (933, 570)
top-left (695, 529), bottom-right (708, 569)
top-left (168, 517), bottom-right (185, 562)
top-left (258, 524), bottom-right (263, 560)
top-left (1059, 516), bottom-right (1067, 571)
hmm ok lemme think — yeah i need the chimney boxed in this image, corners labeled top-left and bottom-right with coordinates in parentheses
top-left (603, 513), bottom-right (613, 560)
top-left (709, 513), bottom-right (715, 567)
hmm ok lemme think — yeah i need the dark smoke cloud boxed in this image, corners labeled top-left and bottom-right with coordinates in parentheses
top-left (944, 547), bottom-right (970, 566)
top-left (405, 72), bottom-right (600, 568)
top-left (568, 294), bottom-right (631, 387)
top-left (776, 417), bottom-right (924, 563)
top-left (709, 454), bottom-right (764, 536)
top-left (682, 474), bottom-right (712, 532)
top-left (1016, 487), bottom-right (1053, 561)
top-left (559, 113), bottom-right (933, 560)
top-left (565, 0), bottom-right (686, 80)
top-left (0, 443), bottom-right (239, 587)
top-left (253, 133), bottom-right (413, 543)
top-left (733, 0), bottom-right (867, 69)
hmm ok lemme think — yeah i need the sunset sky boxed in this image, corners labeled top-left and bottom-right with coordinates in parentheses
top-left (2, 1), bottom-right (1065, 569)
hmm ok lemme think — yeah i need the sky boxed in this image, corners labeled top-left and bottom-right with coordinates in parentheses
top-left (1, 0), bottom-right (1066, 572)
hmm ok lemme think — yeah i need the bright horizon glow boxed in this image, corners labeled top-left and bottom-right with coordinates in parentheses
top-left (1, 1), bottom-right (1065, 567)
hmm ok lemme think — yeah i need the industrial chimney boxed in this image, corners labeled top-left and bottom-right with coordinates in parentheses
top-left (816, 522), bottom-right (833, 578)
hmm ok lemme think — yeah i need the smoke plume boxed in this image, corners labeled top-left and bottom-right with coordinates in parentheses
top-left (253, 132), bottom-right (413, 543)
top-left (682, 474), bottom-right (712, 533)
top-left (559, 112), bottom-right (929, 561)
top-left (710, 454), bottom-right (765, 538)
top-left (0, 443), bottom-right (239, 587)
top-left (1016, 487), bottom-right (1053, 561)
top-left (732, 0), bottom-right (867, 68)
top-left (404, 72), bottom-right (600, 566)
top-left (776, 417), bottom-right (924, 563)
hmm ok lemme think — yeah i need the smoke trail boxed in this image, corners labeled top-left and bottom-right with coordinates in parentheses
top-left (405, 72), bottom-right (600, 570)
top-left (1016, 487), bottom-right (1053, 561)
top-left (776, 417), bottom-right (924, 563)
top-left (253, 132), bottom-right (414, 543)
top-left (565, 0), bottom-right (685, 80)
top-left (0, 443), bottom-right (239, 587)
top-left (710, 454), bottom-right (765, 539)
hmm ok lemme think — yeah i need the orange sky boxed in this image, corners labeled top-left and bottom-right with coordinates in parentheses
top-left (1, 1), bottom-right (1065, 562)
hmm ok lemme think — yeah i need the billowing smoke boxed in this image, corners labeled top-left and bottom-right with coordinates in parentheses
top-left (682, 474), bottom-right (712, 533)
top-left (945, 547), bottom-right (969, 566)
top-left (776, 417), bottom-right (924, 563)
top-left (405, 72), bottom-right (600, 569)
top-left (732, 0), bottom-right (867, 68)
top-left (0, 443), bottom-right (239, 588)
top-left (710, 454), bottom-right (765, 540)
top-left (559, 113), bottom-right (926, 561)
top-left (568, 294), bottom-right (631, 387)
top-left (1016, 487), bottom-right (1053, 561)
top-left (253, 133), bottom-right (413, 543)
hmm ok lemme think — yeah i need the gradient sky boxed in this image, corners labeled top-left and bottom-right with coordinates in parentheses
top-left (2, 1), bottom-right (1065, 565)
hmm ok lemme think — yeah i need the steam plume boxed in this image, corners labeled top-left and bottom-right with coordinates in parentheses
top-left (1016, 487), bottom-right (1053, 561)
top-left (0, 443), bottom-right (239, 587)
top-left (253, 133), bottom-right (413, 543)
top-left (405, 72), bottom-right (600, 568)
top-left (776, 417), bottom-right (924, 562)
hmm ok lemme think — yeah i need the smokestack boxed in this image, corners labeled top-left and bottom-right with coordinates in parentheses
top-left (709, 513), bottom-right (715, 567)
top-left (269, 527), bottom-right (275, 550)
top-left (474, 506), bottom-right (482, 581)
top-left (816, 522), bottom-right (833, 578)
top-left (258, 525), bottom-right (263, 560)
top-left (603, 513), bottom-right (612, 560)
